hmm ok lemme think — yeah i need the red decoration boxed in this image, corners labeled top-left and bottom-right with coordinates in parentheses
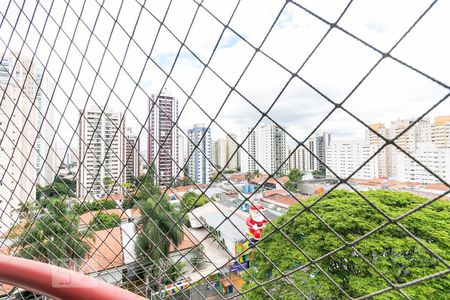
top-left (246, 203), bottom-right (268, 242)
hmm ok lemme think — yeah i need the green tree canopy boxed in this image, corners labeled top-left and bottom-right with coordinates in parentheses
top-left (72, 198), bottom-right (117, 215)
top-left (90, 212), bottom-right (121, 231)
top-left (181, 191), bottom-right (210, 213)
top-left (15, 199), bottom-right (90, 270)
top-left (122, 171), bottom-right (162, 209)
top-left (312, 166), bottom-right (326, 177)
top-left (174, 176), bottom-right (194, 187)
top-left (36, 180), bottom-right (75, 200)
top-left (288, 168), bottom-right (304, 182)
top-left (135, 171), bottom-right (161, 202)
top-left (242, 190), bottom-right (450, 299)
top-left (284, 168), bottom-right (304, 192)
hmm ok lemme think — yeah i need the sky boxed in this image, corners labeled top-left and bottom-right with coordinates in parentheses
top-left (0, 0), bottom-right (449, 153)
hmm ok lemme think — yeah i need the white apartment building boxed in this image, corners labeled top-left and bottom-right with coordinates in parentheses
top-left (178, 133), bottom-right (186, 177)
top-left (0, 54), bottom-right (37, 233)
top-left (366, 116), bottom-right (450, 181)
top-left (290, 132), bottom-right (331, 173)
top-left (225, 133), bottom-right (240, 170)
top-left (213, 138), bottom-right (227, 169)
top-left (35, 65), bottom-right (58, 186)
top-left (65, 147), bottom-right (78, 166)
top-left (125, 127), bottom-right (140, 183)
top-left (187, 124), bottom-right (212, 184)
top-left (77, 106), bottom-right (126, 198)
top-left (147, 91), bottom-right (179, 185)
top-left (365, 123), bottom-right (393, 178)
top-left (388, 118), bottom-right (430, 177)
top-left (326, 140), bottom-right (379, 180)
top-left (396, 143), bottom-right (450, 184)
top-left (420, 116), bottom-right (450, 148)
top-left (288, 146), bottom-right (297, 171)
top-left (240, 123), bottom-right (287, 175)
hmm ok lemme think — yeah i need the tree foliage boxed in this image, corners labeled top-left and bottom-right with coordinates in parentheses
top-left (36, 179), bottom-right (75, 200)
top-left (174, 176), bottom-right (194, 187)
top-left (190, 245), bottom-right (206, 269)
top-left (242, 190), bottom-right (450, 299)
top-left (135, 198), bottom-right (184, 272)
top-left (72, 199), bottom-right (117, 215)
top-left (135, 171), bottom-right (161, 202)
top-left (133, 168), bottom-right (184, 260)
top-left (122, 171), bottom-right (162, 209)
top-left (181, 192), bottom-right (210, 213)
top-left (15, 199), bottom-right (90, 270)
top-left (288, 168), bottom-right (303, 182)
top-left (312, 166), bottom-right (326, 178)
top-left (15, 200), bottom-right (38, 223)
top-left (90, 212), bottom-right (121, 231)
top-left (284, 168), bottom-right (304, 192)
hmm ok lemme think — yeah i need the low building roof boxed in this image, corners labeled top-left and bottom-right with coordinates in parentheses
top-left (263, 189), bottom-right (289, 197)
top-left (422, 183), bottom-right (449, 191)
top-left (192, 187), bottom-right (226, 198)
top-left (81, 227), bottom-right (124, 274)
top-left (105, 193), bottom-right (125, 201)
top-left (228, 174), bottom-right (246, 182)
top-left (166, 184), bottom-right (209, 194)
top-left (266, 176), bottom-right (289, 185)
top-left (262, 194), bottom-right (304, 208)
top-left (249, 174), bottom-right (269, 184)
top-left (169, 227), bottom-right (200, 253)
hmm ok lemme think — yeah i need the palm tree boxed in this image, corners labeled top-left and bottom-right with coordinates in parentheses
top-left (15, 200), bottom-right (38, 223)
top-left (135, 197), bottom-right (184, 290)
top-left (15, 198), bottom-right (91, 270)
top-left (135, 198), bottom-right (183, 263)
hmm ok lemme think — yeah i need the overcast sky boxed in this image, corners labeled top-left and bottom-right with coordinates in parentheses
top-left (1, 0), bottom-right (449, 151)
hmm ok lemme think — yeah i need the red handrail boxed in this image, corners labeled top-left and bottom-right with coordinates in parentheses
top-left (0, 255), bottom-right (146, 300)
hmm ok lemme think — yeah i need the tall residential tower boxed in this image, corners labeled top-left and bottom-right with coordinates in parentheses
top-left (147, 91), bottom-right (179, 185)
top-left (0, 54), bottom-right (37, 232)
top-left (125, 127), bottom-right (140, 183)
top-left (187, 124), bottom-right (212, 184)
top-left (77, 106), bottom-right (126, 197)
top-left (240, 123), bottom-right (287, 176)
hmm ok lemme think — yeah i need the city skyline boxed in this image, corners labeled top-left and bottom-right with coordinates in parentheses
top-left (0, 1), bottom-right (448, 298)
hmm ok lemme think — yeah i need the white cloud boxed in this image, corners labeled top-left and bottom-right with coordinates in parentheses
top-left (1, 0), bottom-right (449, 152)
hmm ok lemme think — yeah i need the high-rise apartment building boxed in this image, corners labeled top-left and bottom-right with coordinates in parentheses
top-left (289, 132), bottom-right (331, 174)
top-left (0, 54), bottom-right (37, 233)
top-left (213, 138), bottom-right (226, 169)
top-left (365, 123), bottom-right (393, 178)
top-left (397, 143), bottom-right (450, 184)
top-left (178, 133), bottom-right (186, 177)
top-left (147, 91), bottom-right (179, 185)
top-left (187, 124), bottom-right (212, 184)
top-left (365, 116), bottom-right (450, 180)
top-left (326, 140), bottom-right (379, 180)
top-left (225, 133), bottom-right (240, 170)
top-left (35, 65), bottom-right (58, 186)
top-left (431, 116), bottom-right (450, 148)
top-left (125, 127), bottom-right (140, 183)
top-left (77, 106), bottom-right (126, 198)
top-left (240, 123), bottom-right (287, 175)
top-left (288, 146), bottom-right (298, 171)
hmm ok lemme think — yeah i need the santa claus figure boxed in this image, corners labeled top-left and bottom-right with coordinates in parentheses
top-left (246, 203), bottom-right (268, 243)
